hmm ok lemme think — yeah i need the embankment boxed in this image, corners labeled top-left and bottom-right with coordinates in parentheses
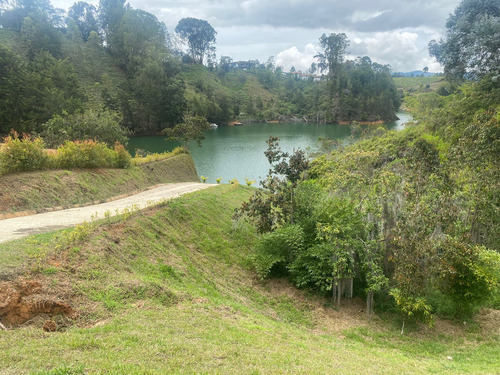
top-left (0, 154), bottom-right (199, 216)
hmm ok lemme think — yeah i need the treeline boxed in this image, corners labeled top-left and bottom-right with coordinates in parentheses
top-left (238, 74), bottom-right (500, 326)
top-left (189, 50), bottom-right (400, 125)
top-left (0, 0), bottom-right (400, 143)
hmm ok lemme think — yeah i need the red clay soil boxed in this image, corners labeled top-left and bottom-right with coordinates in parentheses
top-left (0, 279), bottom-right (73, 327)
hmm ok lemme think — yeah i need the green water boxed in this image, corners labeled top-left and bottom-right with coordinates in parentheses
top-left (128, 112), bottom-right (411, 184)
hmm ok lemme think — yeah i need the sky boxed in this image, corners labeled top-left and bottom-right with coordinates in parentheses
top-left (50, 0), bottom-right (462, 73)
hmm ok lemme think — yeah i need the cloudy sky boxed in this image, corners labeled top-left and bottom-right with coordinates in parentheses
top-left (51, 0), bottom-right (462, 72)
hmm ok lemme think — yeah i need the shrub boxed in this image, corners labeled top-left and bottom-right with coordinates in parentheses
top-left (0, 132), bottom-right (51, 174)
top-left (114, 143), bottom-right (132, 168)
top-left (41, 109), bottom-right (128, 148)
top-left (55, 140), bottom-right (117, 169)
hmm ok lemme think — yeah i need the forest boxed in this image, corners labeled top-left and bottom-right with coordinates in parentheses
top-left (0, 0), bottom-right (400, 144)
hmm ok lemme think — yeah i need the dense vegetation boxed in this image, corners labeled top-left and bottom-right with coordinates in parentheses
top-left (0, 0), bottom-right (400, 144)
top-left (236, 0), bottom-right (500, 326)
top-left (238, 77), bottom-right (500, 328)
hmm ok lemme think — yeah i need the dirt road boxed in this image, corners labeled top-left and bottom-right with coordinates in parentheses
top-left (0, 182), bottom-right (215, 244)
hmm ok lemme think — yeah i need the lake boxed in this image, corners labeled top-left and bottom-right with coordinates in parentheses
top-left (128, 112), bottom-right (412, 184)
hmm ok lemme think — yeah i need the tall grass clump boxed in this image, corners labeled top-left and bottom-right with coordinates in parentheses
top-left (131, 146), bottom-right (188, 166)
top-left (0, 131), bottom-right (51, 174)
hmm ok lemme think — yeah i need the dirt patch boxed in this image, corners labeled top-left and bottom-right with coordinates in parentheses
top-left (0, 279), bottom-right (73, 327)
top-left (264, 278), bottom-right (372, 334)
top-left (476, 308), bottom-right (500, 335)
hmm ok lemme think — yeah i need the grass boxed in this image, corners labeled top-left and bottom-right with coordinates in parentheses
top-left (0, 185), bottom-right (498, 374)
top-left (0, 154), bottom-right (199, 214)
top-left (393, 76), bottom-right (444, 90)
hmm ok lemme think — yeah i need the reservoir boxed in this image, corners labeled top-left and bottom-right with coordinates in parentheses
top-left (128, 112), bottom-right (411, 184)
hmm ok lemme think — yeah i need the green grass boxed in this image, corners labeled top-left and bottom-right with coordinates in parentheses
top-left (393, 76), bottom-right (444, 90)
top-left (0, 185), bottom-right (498, 374)
top-left (0, 154), bottom-right (199, 215)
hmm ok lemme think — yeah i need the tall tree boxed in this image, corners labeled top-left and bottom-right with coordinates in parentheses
top-left (68, 1), bottom-right (99, 41)
top-left (429, 0), bottom-right (500, 81)
top-left (175, 17), bottom-right (216, 64)
top-left (98, 0), bottom-right (126, 52)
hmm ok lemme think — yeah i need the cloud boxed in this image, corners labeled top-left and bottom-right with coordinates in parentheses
top-left (276, 43), bottom-right (318, 72)
top-left (53, 0), bottom-right (459, 72)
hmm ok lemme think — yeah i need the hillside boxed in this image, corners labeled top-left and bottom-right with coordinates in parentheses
top-left (0, 153), bottom-right (199, 216)
top-left (0, 185), bottom-right (498, 374)
top-left (0, 0), bottom-right (401, 139)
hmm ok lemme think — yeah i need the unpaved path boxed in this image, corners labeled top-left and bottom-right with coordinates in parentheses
top-left (0, 182), bottom-right (215, 244)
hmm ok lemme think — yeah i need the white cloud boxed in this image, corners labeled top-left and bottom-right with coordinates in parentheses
top-left (350, 31), bottom-right (442, 72)
top-left (276, 43), bottom-right (318, 72)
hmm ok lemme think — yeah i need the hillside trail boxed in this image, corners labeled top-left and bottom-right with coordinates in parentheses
top-left (0, 182), bottom-right (215, 244)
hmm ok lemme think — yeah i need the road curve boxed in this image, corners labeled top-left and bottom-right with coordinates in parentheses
top-left (0, 182), bottom-right (215, 244)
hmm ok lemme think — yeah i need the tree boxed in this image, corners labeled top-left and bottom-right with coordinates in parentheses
top-left (163, 115), bottom-right (210, 148)
top-left (98, 0), bottom-right (126, 51)
top-left (235, 137), bottom-right (309, 233)
top-left (429, 0), bottom-right (500, 81)
top-left (316, 33), bottom-right (349, 74)
top-left (175, 17), bottom-right (216, 64)
top-left (68, 1), bottom-right (99, 41)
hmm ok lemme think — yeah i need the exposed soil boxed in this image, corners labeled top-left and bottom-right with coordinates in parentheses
top-left (0, 278), bottom-right (73, 328)
top-left (265, 278), bottom-right (373, 334)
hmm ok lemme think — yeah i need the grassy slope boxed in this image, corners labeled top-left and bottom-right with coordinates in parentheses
top-left (0, 186), bottom-right (498, 374)
top-left (393, 76), bottom-right (445, 90)
top-left (0, 154), bottom-right (199, 215)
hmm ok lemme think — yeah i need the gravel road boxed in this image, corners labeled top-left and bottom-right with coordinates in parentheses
top-left (0, 182), bottom-right (215, 244)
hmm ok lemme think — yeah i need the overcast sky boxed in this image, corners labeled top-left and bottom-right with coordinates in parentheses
top-left (51, 0), bottom-right (462, 72)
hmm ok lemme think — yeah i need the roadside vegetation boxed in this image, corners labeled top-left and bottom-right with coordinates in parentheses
top-left (0, 151), bottom-right (198, 215)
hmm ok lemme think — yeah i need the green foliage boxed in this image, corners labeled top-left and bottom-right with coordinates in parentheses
top-left (0, 131), bottom-right (51, 174)
top-left (236, 136), bottom-right (309, 233)
top-left (434, 238), bottom-right (499, 317)
top-left (41, 108), bottom-right (128, 148)
top-left (55, 140), bottom-right (130, 169)
top-left (175, 17), bottom-right (216, 64)
top-left (429, 0), bottom-right (500, 81)
top-left (163, 115), bottom-right (210, 148)
top-left (113, 142), bottom-right (132, 168)
top-left (253, 225), bottom-right (304, 279)
top-left (390, 288), bottom-right (433, 327)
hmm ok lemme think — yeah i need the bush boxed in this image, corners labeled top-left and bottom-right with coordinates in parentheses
top-left (0, 132), bottom-right (51, 174)
top-left (114, 143), bottom-right (132, 168)
top-left (55, 140), bottom-right (118, 169)
top-left (41, 109), bottom-right (128, 148)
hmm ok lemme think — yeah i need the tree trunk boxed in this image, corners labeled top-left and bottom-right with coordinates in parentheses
top-left (366, 291), bottom-right (374, 316)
